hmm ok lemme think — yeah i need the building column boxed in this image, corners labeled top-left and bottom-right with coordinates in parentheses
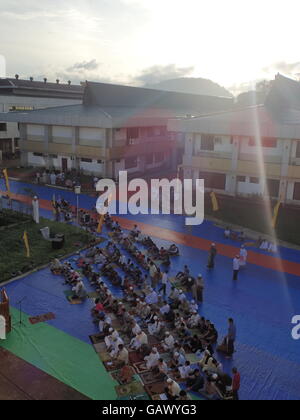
top-left (19, 124), bottom-right (28, 167)
top-left (228, 136), bottom-right (240, 196)
top-left (72, 127), bottom-right (80, 171)
top-left (44, 125), bottom-right (52, 169)
top-left (279, 139), bottom-right (292, 202)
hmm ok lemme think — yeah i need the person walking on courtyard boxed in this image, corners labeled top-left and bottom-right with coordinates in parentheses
top-left (207, 243), bottom-right (217, 269)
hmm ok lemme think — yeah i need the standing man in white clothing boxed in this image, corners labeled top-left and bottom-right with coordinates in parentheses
top-left (233, 255), bottom-right (241, 281)
top-left (239, 245), bottom-right (248, 267)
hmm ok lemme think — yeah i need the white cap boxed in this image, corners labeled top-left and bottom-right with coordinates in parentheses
top-left (152, 347), bottom-right (158, 352)
top-left (167, 378), bottom-right (173, 384)
top-left (174, 352), bottom-right (179, 357)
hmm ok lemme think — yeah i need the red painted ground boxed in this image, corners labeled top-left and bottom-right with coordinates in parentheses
top-left (3, 190), bottom-right (300, 277)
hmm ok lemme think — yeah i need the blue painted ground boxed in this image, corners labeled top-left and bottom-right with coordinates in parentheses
top-left (2, 179), bottom-right (300, 400)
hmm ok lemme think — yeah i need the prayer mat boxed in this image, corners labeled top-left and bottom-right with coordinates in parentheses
top-left (93, 342), bottom-right (107, 353)
top-left (87, 291), bottom-right (99, 299)
top-left (133, 362), bottom-right (150, 374)
top-left (140, 372), bottom-right (161, 385)
top-left (89, 333), bottom-right (105, 345)
top-left (129, 351), bottom-right (144, 364)
top-left (103, 361), bottom-right (119, 372)
top-left (111, 320), bottom-right (122, 330)
top-left (63, 290), bottom-right (83, 305)
top-left (152, 394), bottom-right (167, 400)
top-left (148, 335), bottom-right (160, 346)
top-left (115, 381), bottom-right (145, 398)
top-left (111, 367), bottom-right (136, 385)
top-left (117, 393), bottom-right (150, 401)
top-left (98, 352), bottom-right (111, 363)
top-left (29, 312), bottom-right (55, 325)
top-left (186, 353), bottom-right (201, 363)
top-left (160, 353), bottom-right (172, 363)
top-left (145, 382), bottom-right (166, 396)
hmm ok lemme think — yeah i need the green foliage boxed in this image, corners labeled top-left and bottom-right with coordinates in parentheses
top-left (0, 213), bottom-right (94, 283)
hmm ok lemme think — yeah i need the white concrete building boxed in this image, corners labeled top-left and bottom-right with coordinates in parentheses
top-left (0, 76), bottom-right (83, 157)
top-left (0, 81), bottom-right (233, 178)
top-left (168, 74), bottom-right (300, 204)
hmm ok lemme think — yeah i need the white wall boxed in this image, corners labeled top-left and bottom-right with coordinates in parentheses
top-left (237, 176), bottom-right (264, 196)
top-left (79, 159), bottom-right (104, 175)
top-left (28, 152), bottom-right (45, 166)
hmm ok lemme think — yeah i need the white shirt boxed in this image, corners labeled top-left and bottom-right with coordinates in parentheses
top-left (132, 324), bottom-right (142, 336)
top-left (160, 304), bottom-right (170, 315)
top-left (164, 335), bottom-right (175, 349)
top-left (233, 258), bottom-right (240, 271)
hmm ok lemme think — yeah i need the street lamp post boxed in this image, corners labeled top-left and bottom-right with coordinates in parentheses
top-left (74, 185), bottom-right (81, 226)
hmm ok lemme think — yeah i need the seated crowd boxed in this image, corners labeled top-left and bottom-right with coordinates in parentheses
top-left (50, 213), bottom-right (240, 401)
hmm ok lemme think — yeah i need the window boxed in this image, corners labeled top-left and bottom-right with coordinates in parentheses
top-left (49, 154), bottom-right (58, 159)
top-left (9, 106), bottom-right (34, 112)
top-left (267, 179), bottom-right (280, 197)
top-left (125, 156), bottom-right (138, 169)
top-left (81, 158), bottom-right (92, 163)
top-left (293, 182), bottom-right (300, 200)
top-left (127, 127), bottom-right (139, 140)
top-left (0, 123), bottom-right (7, 132)
top-left (296, 141), bottom-right (300, 158)
top-left (33, 152), bottom-right (43, 157)
top-left (199, 172), bottom-right (226, 190)
top-left (250, 177), bottom-right (260, 184)
top-left (237, 176), bottom-right (246, 183)
top-left (97, 160), bottom-right (104, 164)
top-left (262, 138), bottom-right (277, 148)
top-left (201, 134), bottom-right (214, 151)
top-left (248, 137), bottom-right (277, 148)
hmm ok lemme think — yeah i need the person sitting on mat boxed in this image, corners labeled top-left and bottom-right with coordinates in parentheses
top-left (50, 259), bottom-right (62, 275)
top-left (168, 244), bottom-right (180, 256)
top-left (153, 358), bottom-right (169, 381)
top-left (72, 279), bottom-right (87, 300)
top-left (162, 331), bottom-right (175, 352)
top-left (165, 378), bottom-right (181, 400)
top-left (113, 344), bottom-right (129, 368)
top-left (144, 347), bottom-right (160, 370)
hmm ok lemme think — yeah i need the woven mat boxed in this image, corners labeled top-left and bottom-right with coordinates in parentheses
top-left (133, 362), bottom-right (150, 374)
top-left (93, 342), bottom-right (107, 353)
top-left (115, 381), bottom-right (145, 398)
top-left (89, 333), bottom-right (105, 345)
top-left (140, 372), bottom-right (161, 385)
top-left (111, 367), bottom-right (136, 385)
top-left (129, 351), bottom-right (144, 364)
top-left (29, 312), bottom-right (55, 325)
top-left (145, 382), bottom-right (166, 396)
top-left (98, 352), bottom-right (111, 363)
top-left (103, 361), bottom-right (119, 372)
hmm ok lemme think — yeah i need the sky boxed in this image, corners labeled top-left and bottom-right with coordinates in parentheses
top-left (0, 0), bottom-right (300, 95)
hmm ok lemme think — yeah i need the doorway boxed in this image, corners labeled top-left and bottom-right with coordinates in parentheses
top-left (62, 158), bottom-right (68, 172)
